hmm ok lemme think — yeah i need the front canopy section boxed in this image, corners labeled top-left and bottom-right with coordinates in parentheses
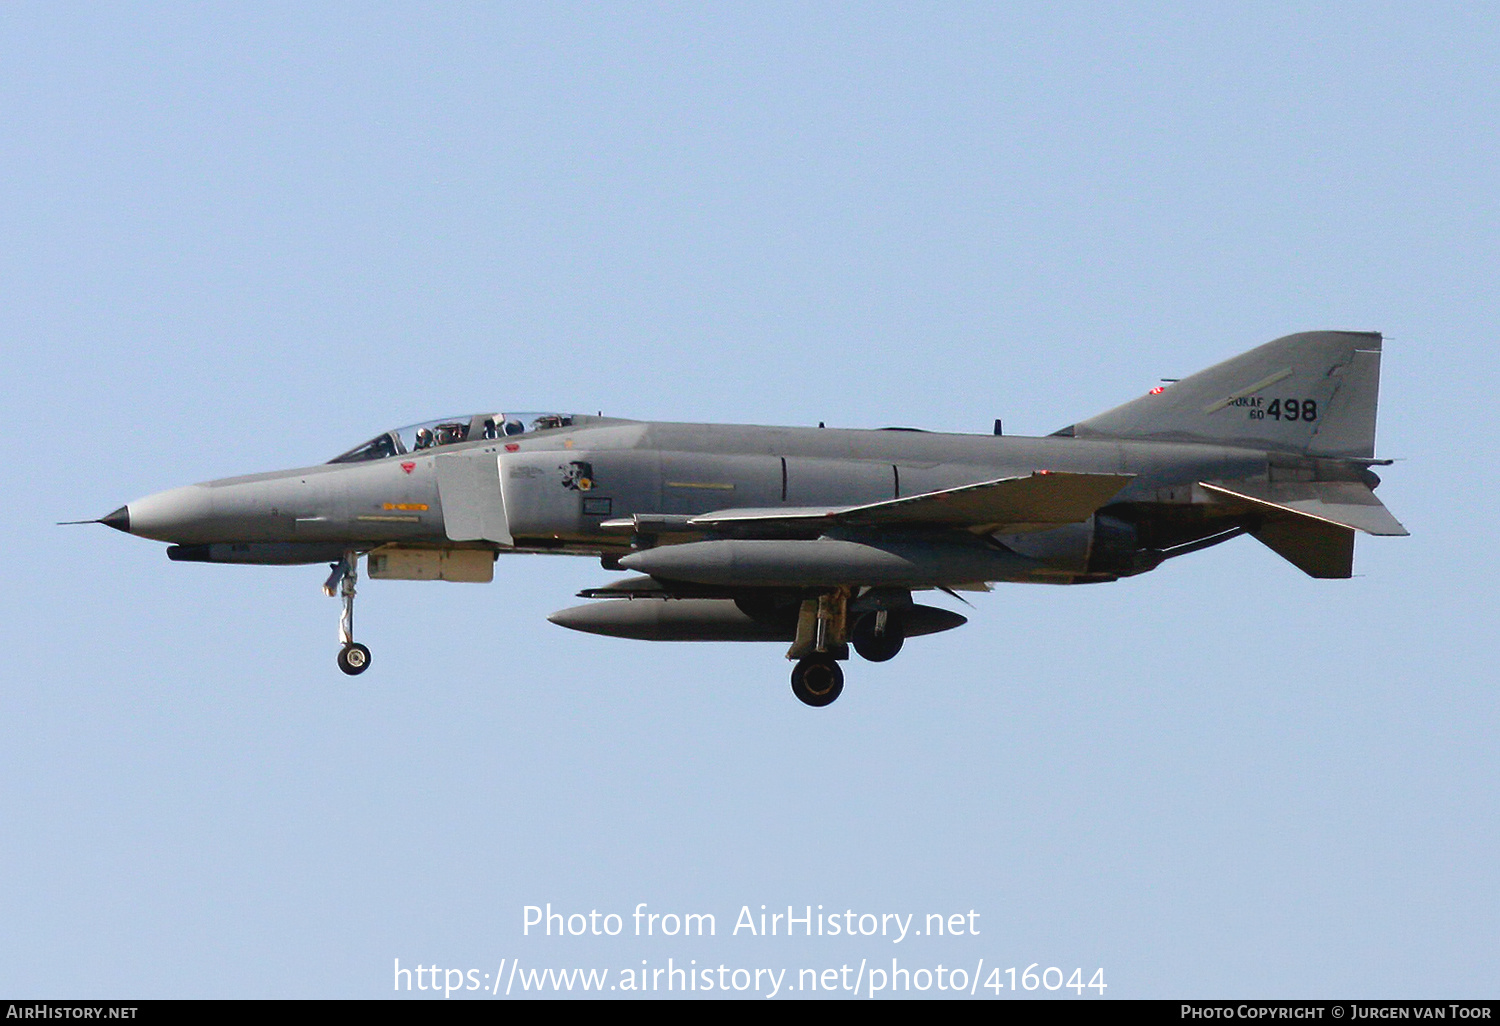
top-left (328, 412), bottom-right (575, 464)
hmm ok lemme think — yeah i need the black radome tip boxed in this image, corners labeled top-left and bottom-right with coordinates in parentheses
top-left (99, 506), bottom-right (131, 533)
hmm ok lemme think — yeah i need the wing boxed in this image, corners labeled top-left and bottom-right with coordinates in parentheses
top-left (682, 471), bottom-right (1135, 534)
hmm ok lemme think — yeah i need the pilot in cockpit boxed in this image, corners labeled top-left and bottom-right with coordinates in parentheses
top-left (414, 427), bottom-right (435, 451)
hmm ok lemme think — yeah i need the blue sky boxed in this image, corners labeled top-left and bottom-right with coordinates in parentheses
top-left (3, 2), bottom-right (1496, 998)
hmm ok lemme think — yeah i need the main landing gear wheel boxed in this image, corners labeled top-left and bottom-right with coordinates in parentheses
top-left (852, 610), bottom-right (904, 662)
top-left (337, 643), bottom-right (371, 675)
top-left (791, 656), bottom-right (844, 707)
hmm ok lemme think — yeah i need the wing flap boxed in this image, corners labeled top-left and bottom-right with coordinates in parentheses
top-left (684, 506), bottom-right (845, 526)
top-left (687, 472), bottom-right (1135, 532)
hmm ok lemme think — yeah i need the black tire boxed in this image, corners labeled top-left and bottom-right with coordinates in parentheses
top-left (852, 611), bottom-right (905, 662)
top-left (791, 657), bottom-right (844, 707)
top-left (337, 643), bottom-right (371, 675)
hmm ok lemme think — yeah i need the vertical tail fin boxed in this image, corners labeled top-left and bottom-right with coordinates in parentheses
top-left (1058, 331), bottom-right (1384, 458)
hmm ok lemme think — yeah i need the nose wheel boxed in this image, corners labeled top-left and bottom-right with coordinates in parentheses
top-left (337, 643), bottom-right (371, 675)
top-left (324, 551), bottom-right (371, 675)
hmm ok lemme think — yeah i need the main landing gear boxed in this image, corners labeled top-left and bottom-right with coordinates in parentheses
top-left (791, 656), bottom-right (843, 707)
top-left (324, 551), bottom-right (371, 675)
top-left (851, 609), bottom-right (904, 662)
top-left (785, 590), bottom-right (910, 707)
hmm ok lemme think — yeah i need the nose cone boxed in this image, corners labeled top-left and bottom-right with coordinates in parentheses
top-left (99, 506), bottom-right (131, 533)
top-left (125, 484), bottom-right (215, 542)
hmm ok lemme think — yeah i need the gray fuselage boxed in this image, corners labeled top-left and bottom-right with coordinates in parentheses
top-left (123, 415), bottom-right (1296, 584)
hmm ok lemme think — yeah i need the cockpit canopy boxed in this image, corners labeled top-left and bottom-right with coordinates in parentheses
top-left (329, 412), bottom-right (575, 464)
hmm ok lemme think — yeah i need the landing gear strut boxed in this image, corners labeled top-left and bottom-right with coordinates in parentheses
top-left (791, 656), bottom-right (844, 707)
top-left (324, 551), bottom-right (370, 675)
top-left (786, 589), bottom-right (852, 706)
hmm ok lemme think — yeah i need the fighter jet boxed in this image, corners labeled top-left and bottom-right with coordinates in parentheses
top-left (82, 330), bottom-right (1406, 706)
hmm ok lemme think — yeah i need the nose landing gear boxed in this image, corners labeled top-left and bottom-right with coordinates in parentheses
top-left (337, 641), bottom-right (371, 674)
top-left (324, 551), bottom-right (371, 675)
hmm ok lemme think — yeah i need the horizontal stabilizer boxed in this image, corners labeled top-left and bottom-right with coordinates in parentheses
top-left (689, 471), bottom-right (1134, 533)
top-left (1200, 480), bottom-right (1408, 536)
top-left (1201, 478), bottom-right (1404, 579)
top-left (1252, 519), bottom-right (1355, 578)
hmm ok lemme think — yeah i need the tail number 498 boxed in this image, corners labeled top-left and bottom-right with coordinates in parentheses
top-left (1250, 399), bottom-right (1318, 422)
